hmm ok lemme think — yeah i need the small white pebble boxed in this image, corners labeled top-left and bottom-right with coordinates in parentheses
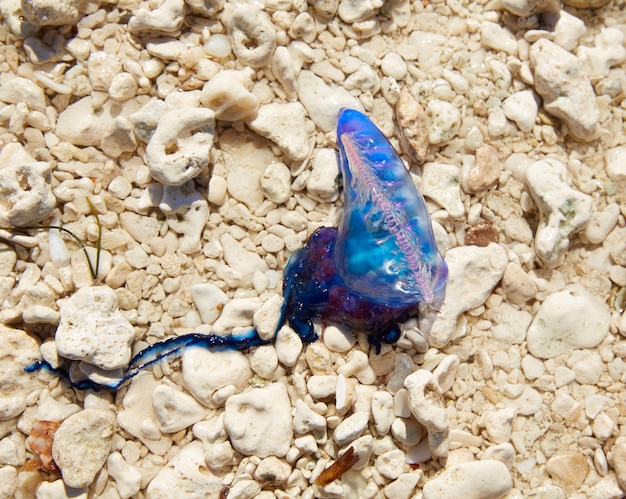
top-left (381, 52), bottom-right (407, 80)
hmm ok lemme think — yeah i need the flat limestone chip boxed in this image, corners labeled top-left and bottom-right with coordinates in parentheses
top-left (182, 348), bottom-right (252, 407)
top-left (52, 409), bottom-right (116, 488)
top-left (420, 243), bottom-right (508, 348)
top-left (152, 384), bottom-right (208, 434)
top-left (526, 284), bottom-right (610, 359)
top-left (247, 102), bottom-right (310, 161)
top-left (423, 460), bottom-right (513, 499)
top-left (530, 38), bottom-right (599, 141)
top-left (224, 382), bottom-right (293, 457)
top-left (219, 127), bottom-right (276, 211)
top-left (116, 373), bottom-right (173, 456)
top-left (146, 441), bottom-right (224, 498)
top-left (0, 325), bottom-right (42, 421)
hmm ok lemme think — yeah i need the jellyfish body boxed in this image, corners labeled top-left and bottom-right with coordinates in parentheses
top-left (282, 109), bottom-right (448, 349)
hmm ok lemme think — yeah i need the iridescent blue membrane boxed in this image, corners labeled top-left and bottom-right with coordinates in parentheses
top-left (27, 109), bottom-right (448, 390)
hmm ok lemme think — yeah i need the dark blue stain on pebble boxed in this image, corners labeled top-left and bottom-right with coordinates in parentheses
top-left (27, 109), bottom-right (448, 390)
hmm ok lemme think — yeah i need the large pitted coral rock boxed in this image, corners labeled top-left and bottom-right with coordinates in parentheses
top-left (55, 286), bottom-right (135, 371)
top-left (146, 107), bottom-right (215, 186)
top-left (0, 143), bottom-right (55, 227)
top-left (0, 325), bottom-right (42, 421)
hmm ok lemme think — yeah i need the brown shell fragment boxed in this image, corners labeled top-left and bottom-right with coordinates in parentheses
top-left (316, 446), bottom-right (359, 486)
top-left (24, 420), bottom-right (61, 473)
top-left (396, 88), bottom-right (430, 164)
top-left (465, 221), bottom-right (499, 247)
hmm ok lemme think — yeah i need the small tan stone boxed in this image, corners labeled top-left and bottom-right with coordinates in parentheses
top-left (611, 442), bottom-right (626, 490)
top-left (466, 145), bottom-right (501, 193)
top-left (396, 88), bottom-right (429, 164)
top-left (305, 343), bottom-right (333, 375)
top-left (502, 262), bottom-right (537, 304)
top-left (545, 450), bottom-right (588, 488)
top-left (105, 261), bottom-right (133, 289)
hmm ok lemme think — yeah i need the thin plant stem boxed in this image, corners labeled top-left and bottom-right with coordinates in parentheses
top-left (1, 198), bottom-right (103, 280)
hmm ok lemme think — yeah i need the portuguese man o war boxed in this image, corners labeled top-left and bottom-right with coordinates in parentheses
top-left (27, 108), bottom-right (448, 390)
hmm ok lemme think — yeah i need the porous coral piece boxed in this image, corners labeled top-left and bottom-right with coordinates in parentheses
top-left (0, 143), bottom-right (55, 227)
top-left (55, 286), bottom-right (135, 371)
top-left (146, 107), bottom-right (215, 186)
top-left (224, 4), bottom-right (276, 68)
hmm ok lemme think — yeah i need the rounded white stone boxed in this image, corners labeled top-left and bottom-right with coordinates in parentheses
top-left (530, 38), bottom-right (599, 141)
top-left (338, 0), bottom-right (383, 23)
top-left (525, 158), bottom-right (592, 262)
top-left (606, 146), bottom-right (626, 184)
top-left (260, 162), bottom-right (292, 204)
top-left (480, 21), bottom-right (518, 55)
top-left (297, 70), bottom-right (364, 132)
top-left (22, 305), bottom-right (60, 325)
top-left (323, 324), bottom-right (356, 352)
top-left (0, 144), bottom-right (55, 227)
top-left (108, 176), bottom-right (133, 200)
top-left (107, 452), bottom-right (142, 499)
top-left (333, 411), bottom-right (369, 446)
top-left (253, 293), bottom-right (284, 340)
top-left (422, 243), bottom-right (507, 349)
top-left (592, 412), bottom-right (615, 440)
top-left (376, 449), bottom-right (408, 480)
top-left (484, 408), bottom-right (516, 444)
top-left (372, 391), bottom-right (394, 436)
top-left (224, 382), bottom-right (293, 457)
top-left (146, 441), bottom-right (222, 496)
top-left (0, 76), bottom-right (47, 111)
top-left (584, 204), bottom-right (620, 244)
top-left (577, 28), bottom-right (626, 79)
top-left (421, 162), bottom-right (464, 219)
top-left (248, 102), bottom-right (311, 162)
top-left (527, 284), bottom-right (610, 358)
top-left (425, 100), bottom-right (461, 145)
top-left (88, 51), bottom-right (122, 92)
top-left (502, 90), bottom-right (538, 132)
top-left (128, 0), bottom-right (184, 36)
top-left (109, 72), bottom-right (138, 102)
top-left (249, 345), bottom-right (279, 379)
top-left (200, 69), bottom-right (259, 122)
top-left (307, 375), bottom-right (337, 399)
top-left (275, 325), bottom-right (303, 367)
top-left (381, 52), bottom-right (407, 80)
top-left (204, 33), bottom-right (231, 58)
top-left (391, 417), bottom-right (423, 446)
top-left (405, 370), bottom-right (449, 457)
